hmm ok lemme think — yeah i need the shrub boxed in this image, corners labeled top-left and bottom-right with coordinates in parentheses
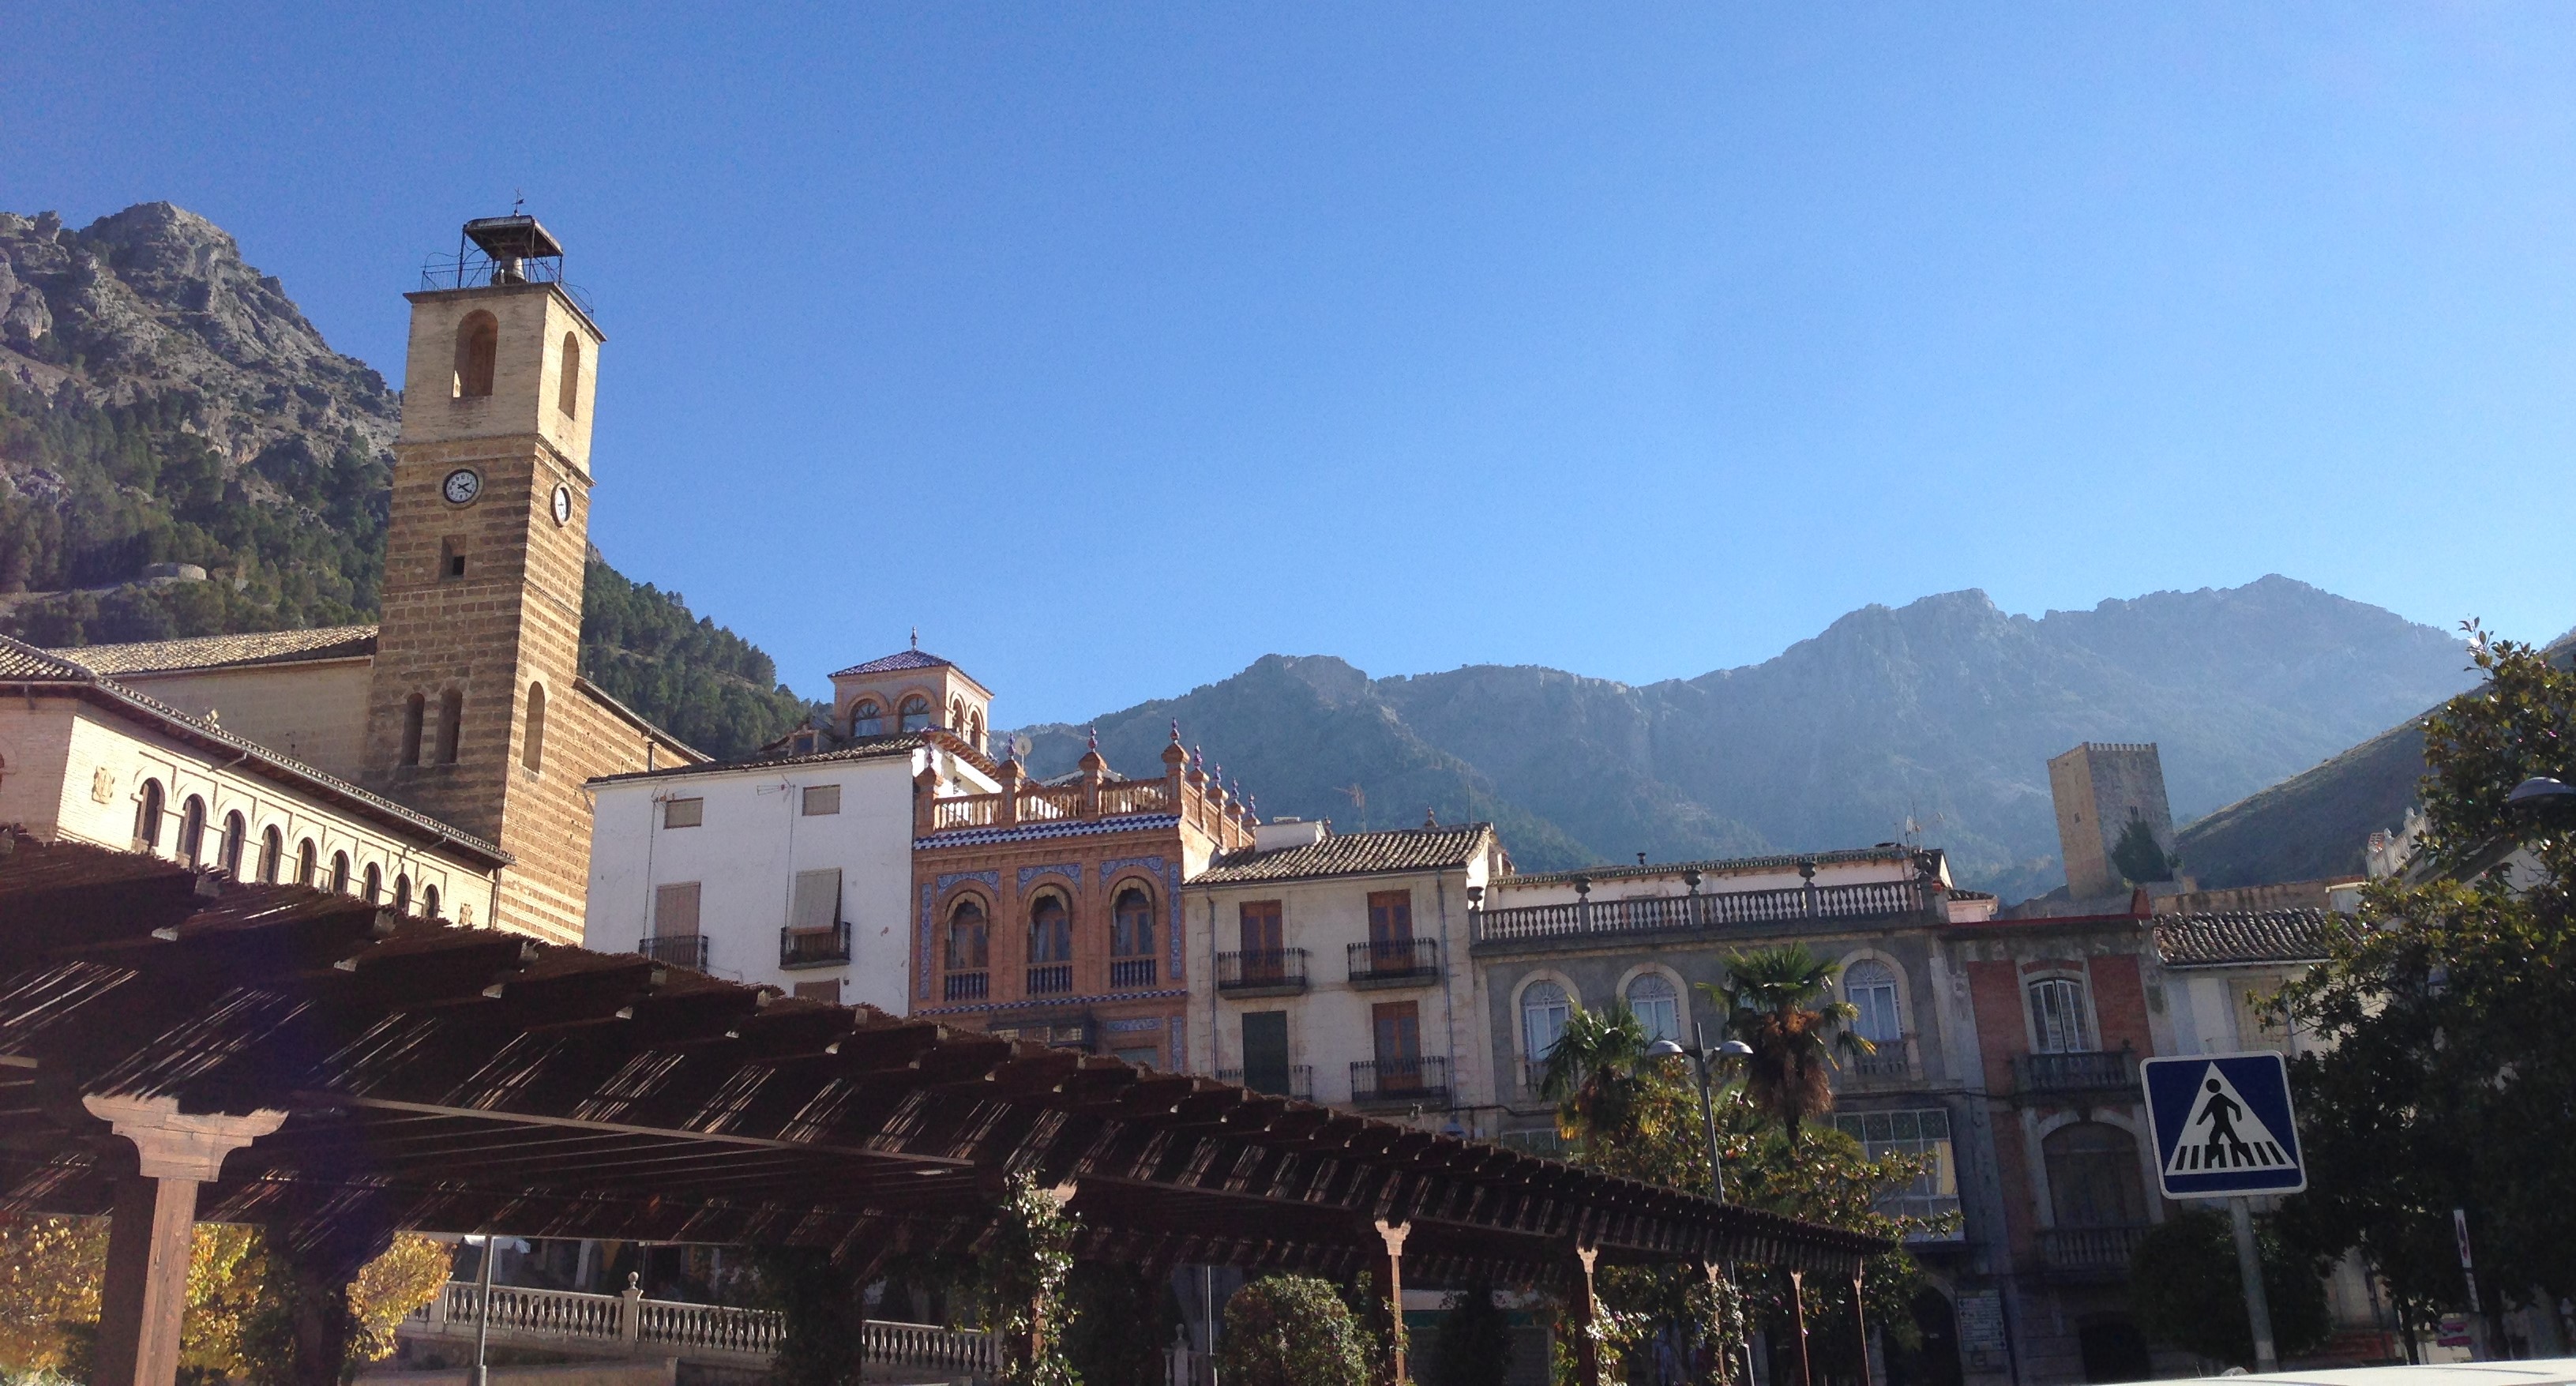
top-left (1217, 1275), bottom-right (1369, 1386)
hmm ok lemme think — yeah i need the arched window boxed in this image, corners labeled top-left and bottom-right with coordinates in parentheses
top-left (1027, 892), bottom-right (1072, 964)
top-left (422, 884), bottom-right (441, 922)
top-left (436, 690), bottom-right (463, 764)
top-left (1846, 960), bottom-right (1903, 1042)
top-left (362, 863), bottom-right (382, 904)
top-left (329, 852), bottom-right (351, 895)
top-left (946, 898), bottom-right (989, 970)
top-left (967, 709), bottom-right (984, 751)
top-left (1112, 886), bottom-right (1155, 957)
top-left (948, 697), bottom-right (965, 731)
top-left (1522, 981), bottom-right (1572, 1063)
top-left (178, 795), bottom-right (207, 866)
top-left (219, 811), bottom-right (247, 878)
top-left (454, 312), bottom-right (499, 397)
top-left (899, 696), bottom-right (931, 733)
top-left (2028, 977), bottom-right (2093, 1054)
top-left (522, 682), bottom-right (546, 772)
top-left (135, 778), bottom-right (167, 851)
top-left (2043, 1122), bottom-right (2146, 1229)
top-left (400, 693), bottom-right (426, 766)
top-left (852, 701), bottom-right (883, 737)
top-left (258, 826), bottom-right (284, 884)
top-left (557, 332), bottom-right (581, 417)
top-left (1624, 973), bottom-right (1680, 1043)
top-left (297, 839), bottom-right (318, 887)
top-left (393, 873), bottom-right (412, 915)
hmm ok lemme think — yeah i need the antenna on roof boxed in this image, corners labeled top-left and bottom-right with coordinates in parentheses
top-left (910, 625), bottom-right (918, 651)
top-left (512, 190), bottom-right (524, 216)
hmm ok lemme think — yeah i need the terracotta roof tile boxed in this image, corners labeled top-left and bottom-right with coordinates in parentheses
top-left (51, 625), bottom-right (379, 675)
top-left (830, 649), bottom-right (954, 678)
top-left (2154, 908), bottom-right (2338, 967)
top-left (1197, 824), bottom-right (1495, 885)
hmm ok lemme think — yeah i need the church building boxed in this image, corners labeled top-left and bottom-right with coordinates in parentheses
top-left (28, 216), bottom-right (699, 942)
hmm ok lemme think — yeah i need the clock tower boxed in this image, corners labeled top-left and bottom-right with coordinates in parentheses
top-left (363, 215), bottom-right (606, 941)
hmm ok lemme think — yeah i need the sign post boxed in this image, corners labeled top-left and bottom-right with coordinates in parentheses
top-left (2142, 1051), bottom-right (2308, 1375)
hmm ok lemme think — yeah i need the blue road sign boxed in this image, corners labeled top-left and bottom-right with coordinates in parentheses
top-left (2140, 1050), bottom-right (2305, 1198)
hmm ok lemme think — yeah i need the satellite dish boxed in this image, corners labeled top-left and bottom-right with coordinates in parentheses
top-left (1011, 733), bottom-right (1034, 759)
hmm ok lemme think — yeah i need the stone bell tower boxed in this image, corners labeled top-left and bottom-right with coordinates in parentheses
top-left (364, 215), bottom-right (604, 941)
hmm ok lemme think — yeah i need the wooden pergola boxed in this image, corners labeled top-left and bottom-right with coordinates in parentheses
top-left (0, 833), bottom-right (1887, 1386)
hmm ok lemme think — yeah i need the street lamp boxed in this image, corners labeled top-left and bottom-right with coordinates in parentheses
top-left (2507, 776), bottom-right (2575, 807)
top-left (1650, 1026), bottom-right (1757, 1386)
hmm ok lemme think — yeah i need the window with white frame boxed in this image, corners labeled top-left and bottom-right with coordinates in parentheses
top-left (1624, 973), bottom-right (1680, 1043)
top-left (1521, 980), bottom-right (1571, 1073)
top-left (2027, 975), bottom-right (2093, 1053)
top-left (1845, 960), bottom-right (1902, 1042)
top-left (1830, 1108), bottom-right (1962, 1238)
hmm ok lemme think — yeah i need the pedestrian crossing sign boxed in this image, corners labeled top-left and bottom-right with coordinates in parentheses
top-left (2141, 1051), bottom-right (2306, 1198)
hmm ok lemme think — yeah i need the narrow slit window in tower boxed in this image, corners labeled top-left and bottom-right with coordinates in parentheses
top-left (454, 312), bottom-right (499, 397)
top-left (435, 690), bottom-right (464, 764)
top-left (400, 693), bottom-right (426, 765)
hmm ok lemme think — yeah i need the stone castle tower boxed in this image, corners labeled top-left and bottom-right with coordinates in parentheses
top-left (361, 217), bottom-right (679, 943)
top-left (2048, 741), bottom-right (2178, 900)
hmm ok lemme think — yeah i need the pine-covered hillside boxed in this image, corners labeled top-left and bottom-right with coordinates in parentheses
top-left (0, 202), bottom-right (815, 757)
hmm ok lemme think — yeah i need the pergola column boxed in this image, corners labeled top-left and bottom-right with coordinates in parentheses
top-left (1568, 1245), bottom-right (1604, 1386)
top-left (1849, 1271), bottom-right (1872, 1386)
top-left (85, 1095), bottom-right (284, 1386)
top-left (1372, 1219), bottom-right (1410, 1384)
top-left (1785, 1270), bottom-right (1812, 1386)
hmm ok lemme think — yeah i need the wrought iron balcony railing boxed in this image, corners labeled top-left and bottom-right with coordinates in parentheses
top-left (1216, 949), bottom-right (1309, 995)
top-left (1109, 956), bottom-right (1158, 988)
top-left (942, 971), bottom-right (989, 1003)
top-left (1218, 1065), bottom-right (1314, 1101)
top-left (1027, 963), bottom-right (1074, 996)
top-left (2013, 1046), bottom-right (2137, 1097)
top-left (2039, 1223), bottom-right (2146, 1277)
top-left (779, 920), bottom-right (851, 969)
top-left (1843, 1034), bottom-right (1921, 1087)
top-left (1346, 938), bottom-right (1440, 986)
top-left (636, 933), bottom-right (708, 970)
top-left (1350, 1056), bottom-right (1450, 1106)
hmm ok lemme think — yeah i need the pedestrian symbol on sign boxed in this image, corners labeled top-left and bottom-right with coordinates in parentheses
top-left (2169, 1068), bottom-right (2293, 1176)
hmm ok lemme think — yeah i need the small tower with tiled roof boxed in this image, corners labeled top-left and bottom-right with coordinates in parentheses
top-left (828, 644), bottom-right (993, 756)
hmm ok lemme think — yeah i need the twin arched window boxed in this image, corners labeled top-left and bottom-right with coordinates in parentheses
top-left (948, 697), bottom-right (966, 733)
top-left (393, 873), bottom-right (412, 915)
top-left (852, 701), bottom-right (884, 737)
top-left (362, 863), bottom-right (383, 904)
top-left (297, 839), bottom-right (319, 888)
top-left (946, 898), bottom-right (989, 970)
top-left (1846, 960), bottom-right (1903, 1042)
top-left (1625, 973), bottom-right (1680, 1043)
top-left (135, 779), bottom-right (166, 851)
top-left (177, 796), bottom-right (208, 866)
top-left (1028, 892), bottom-right (1072, 964)
top-left (219, 811), bottom-right (247, 878)
top-left (1521, 981), bottom-right (1572, 1063)
top-left (1112, 886), bottom-right (1155, 958)
top-left (899, 696), bottom-right (931, 734)
top-left (258, 826), bottom-right (284, 885)
top-left (967, 709), bottom-right (984, 751)
top-left (330, 852), bottom-right (351, 895)
top-left (454, 312), bottom-right (499, 398)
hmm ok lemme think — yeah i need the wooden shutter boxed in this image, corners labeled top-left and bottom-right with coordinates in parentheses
top-left (1367, 891), bottom-right (1413, 944)
top-left (789, 869), bottom-right (841, 931)
top-left (792, 979), bottom-right (842, 1004)
top-left (654, 882), bottom-right (701, 937)
top-left (1372, 1001), bottom-right (1422, 1065)
top-left (1238, 900), bottom-right (1282, 956)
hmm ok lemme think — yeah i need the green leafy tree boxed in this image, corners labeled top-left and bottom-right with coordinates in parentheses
top-left (2278, 627), bottom-right (2576, 1342)
top-left (745, 1246), bottom-right (869, 1386)
top-left (1537, 1001), bottom-right (1654, 1140)
top-left (2129, 1209), bottom-right (2330, 1367)
top-left (1062, 1263), bottom-right (1180, 1386)
top-left (978, 1176), bottom-right (1082, 1386)
top-left (1216, 1275), bottom-right (1370, 1386)
top-left (1421, 1278), bottom-right (1513, 1386)
top-left (1703, 945), bottom-right (1872, 1142)
top-left (2111, 815), bottom-right (2175, 885)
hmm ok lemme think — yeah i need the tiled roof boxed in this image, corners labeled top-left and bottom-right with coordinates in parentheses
top-left (1505, 844), bottom-right (1921, 888)
top-left (917, 814), bottom-right (1183, 850)
top-left (2154, 909), bottom-right (2338, 967)
top-left (1196, 824), bottom-right (1496, 885)
top-left (0, 633), bottom-right (507, 865)
top-left (831, 649), bottom-right (954, 678)
top-left (52, 625), bottom-right (379, 675)
top-left (590, 732), bottom-right (939, 786)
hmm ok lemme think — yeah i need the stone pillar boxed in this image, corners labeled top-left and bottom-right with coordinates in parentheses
top-left (1372, 1219), bottom-right (1410, 1384)
top-left (620, 1271), bottom-right (644, 1346)
top-left (1785, 1270), bottom-right (1812, 1386)
top-left (1849, 1272), bottom-right (1871, 1386)
top-left (998, 758), bottom-right (1025, 827)
top-left (1568, 1245), bottom-right (1603, 1386)
top-left (914, 765), bottom-right (941, 835)
top-left (86, 1095), bottom-right (284, 1386)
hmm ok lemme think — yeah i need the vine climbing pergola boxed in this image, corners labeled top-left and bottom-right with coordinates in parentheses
top-left (0, 833), bottom-right (1886, 1386)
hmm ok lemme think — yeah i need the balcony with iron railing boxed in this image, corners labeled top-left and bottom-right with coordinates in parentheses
top-left (1347, 938), bottom-right (1440, 988)
top-left (2038, 1223), bottom-right (2146, 1279)
top-left (1216, 948), bottom-right (1309, 997)
top-left (1842, 1034), bottom-right (1922, 1088)
top-left (942, 971), bottom-right (989, 1003)
top-left (779, 920), bottom-right (851, 969)
top-left (1472, 880), bottom-right (1935, 946)
top-left (2013, 1046), bottom-right (2138, 1098)
top-left (1350, 1055), bottom-right (1450, 1107)
top-left (1027, 963), bottom-right (1074, 996)
top-left (636, 933), bottom-right (708, 970)
top-left (1109, 956), bottom-right (1158, 989)
top-left (1217, 1065), bottom-right (1313, 1101)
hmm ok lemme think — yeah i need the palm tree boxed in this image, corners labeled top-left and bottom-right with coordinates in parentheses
top-left (1538, 1001), bottom-right (1653, 1144)
top-left (1699, 945), bottom-right (1873, 1142)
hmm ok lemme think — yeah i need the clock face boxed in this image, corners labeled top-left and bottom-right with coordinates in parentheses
top-left (441, 468), bottom-right (482, 506)
top-left (551, 485), bottom-right (573, 527)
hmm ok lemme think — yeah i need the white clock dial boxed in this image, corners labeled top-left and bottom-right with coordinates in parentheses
top-left (441, 468), bottom-right (482, 505)
top-left (551, 485), bottom-right (573, 527)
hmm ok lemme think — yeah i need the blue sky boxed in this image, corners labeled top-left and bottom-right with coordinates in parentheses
top-left (9, 5), bottom-right (2573, 723)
